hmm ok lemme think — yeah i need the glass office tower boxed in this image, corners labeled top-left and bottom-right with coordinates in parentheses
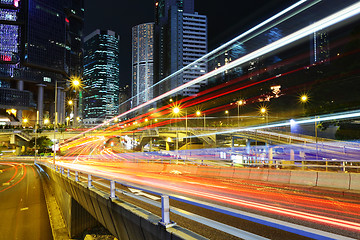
top-left (0, 0), bottom-right (84, 125)
top-left (132, 23), bottom-right (154, 107)
top-left (83, 29), bottom-right (120, 125)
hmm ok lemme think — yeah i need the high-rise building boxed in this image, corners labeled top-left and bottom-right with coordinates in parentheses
top-left (310, 30), bottom-right (330, 64)
top-left (119, 84), bottom-right (131, 115)
top-left (0, 0), bottom-right (84, 126)
top-left (83, 29), bottom-right (120, 125)
top-left (154, 0), bottom-right (207, 97)
top-left (131, 23), bottom-right (154, 107)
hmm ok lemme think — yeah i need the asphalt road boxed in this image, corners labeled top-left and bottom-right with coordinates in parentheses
top-left (0, 163), bottom-right (53, 240)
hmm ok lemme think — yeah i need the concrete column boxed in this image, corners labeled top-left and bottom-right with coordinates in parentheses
top-left (17, 80), bottom-right (24, 121)
top-left (37, 84), bottom-right (46, 126)
top-left (57, 88), bottom-right (65, 124)
top-left (74, 98), bottom-right (78, 127)
top-left (246, 139), bottom-right (251, 154)
top-left (290, 149), bottom-right (295, 161)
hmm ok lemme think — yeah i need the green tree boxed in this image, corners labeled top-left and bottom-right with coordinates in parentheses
top-left (28, 136), bottom-right (53, 153)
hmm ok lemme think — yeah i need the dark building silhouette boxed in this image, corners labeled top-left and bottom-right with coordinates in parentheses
top-left (154, 0), bottom-right (207, 97)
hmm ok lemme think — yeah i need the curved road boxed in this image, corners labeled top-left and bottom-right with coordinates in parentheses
top-left (0, 162), bottom-right (53, 240)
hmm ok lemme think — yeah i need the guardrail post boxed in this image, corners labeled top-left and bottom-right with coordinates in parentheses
top-left (75, 171), bottom-right (79, 182)
top-left (342, 161), bottom-right (346, 172)
top-left (67, 169), bottom-right (70, 178)
top-left (88, 174), bottom-right (92, 188)
top-left (110, 180), bottom-right (116, 199)
top-left (160, 195), bottom-right (171, 226)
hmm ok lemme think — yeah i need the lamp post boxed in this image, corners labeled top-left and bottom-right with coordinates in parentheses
top-left (70, 77), bottom-right (81, 128)
top-left (68, 99), bottom-right (74, 126)
top-left (260, 107), bottom-right (268, 125)
top-left (196, 110), bottom-right (206, 130)
top-left (225, 110), bottom-right (229, 126)
top-left (172, 107), bottom-right (180, 159)
top-left (300, 94), bottom-right (308, 116)
top-left (237, 100), bottom-right (244, 127)
top-left (34, 111), bottom-right (39, 162)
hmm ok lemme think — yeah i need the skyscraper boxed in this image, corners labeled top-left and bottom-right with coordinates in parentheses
top-left (83, 29), bottom-right (120, 125)
top-left (310, 30), bottom-right (330, 64)
top-left (132, 23), bottom-right (154, 107)
top-left (0, 0), bottom-right (84, 125)
top-left (154, 0), bottom-right (207, 97)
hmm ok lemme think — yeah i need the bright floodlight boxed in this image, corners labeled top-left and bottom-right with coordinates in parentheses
top-left (68, 100), bottom-right (73, 105)
top-left (173, 107), bottom-right (180, 114)
top-left (260, 107), bottom-right (267, 114)
top-left (301, 95), bottom-right (308, 103)
top-left (196, 110), bottom-right (201, 116)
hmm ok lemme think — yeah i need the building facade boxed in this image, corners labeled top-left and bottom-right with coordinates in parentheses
top-left (0, 0), bottom-right (84, 126)
top-left (83, 29), bottom-right (120, 125)
top-left (131, 23), bottom-right (154, 107)
top-left (154, 0), bottom-right (207, 97)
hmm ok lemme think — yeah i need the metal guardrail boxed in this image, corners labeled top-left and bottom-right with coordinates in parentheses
top-left (34, 160), bottom-right (356, 240)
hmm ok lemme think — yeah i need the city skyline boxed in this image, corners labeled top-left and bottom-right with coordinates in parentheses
top-left (84, 0), bottom-right (297, 86)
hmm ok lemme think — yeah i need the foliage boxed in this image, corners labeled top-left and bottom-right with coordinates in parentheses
top-left (28, 136), bottom-right (53, 153)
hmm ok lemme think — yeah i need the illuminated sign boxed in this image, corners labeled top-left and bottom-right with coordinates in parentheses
top-left (14, 0), bottom-right (19, 7)
top-left (0, 55), bottom-right (11, 62)
top-left (43, 77), bottom-right (52, 83)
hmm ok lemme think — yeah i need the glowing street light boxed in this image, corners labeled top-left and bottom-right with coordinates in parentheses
top-left (44, 118), bottom-right (50, 125)
top-left (225, 110), bottom-right (229, 126)
top-left (196, 110), bottom-right (206, 130)
top-left (300, 95), bottom-right (308, 103)
top-left (172, 106), bottom-right (181, 154)
top-left (22, 118), bottom-right (28, 127)
top-left (237, 100), bottom-right (245, 127)
top-left (260, 107), bottom-right (268, 125)
top-left (173, 107), bottom-right (180, 114)
top-left (69, 76), bottom-right (82, 128)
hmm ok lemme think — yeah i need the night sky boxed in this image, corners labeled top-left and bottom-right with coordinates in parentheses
top-left (84, 0), bottom-right (297, 86)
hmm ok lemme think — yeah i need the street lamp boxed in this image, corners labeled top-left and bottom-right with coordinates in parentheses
top-left (69, 76), bottom-right (82, 128)
top-left (44, 118), bottom-right (50, 125)
top-left (237, 100), bottom-right (245, 127)
top-left (300, 94), bottom-right (308, 116)
top-left (260, 107), bottom-right (268, 125)
top-left (225, 110), bottom-right (229, 126)
top-left (196, 110), bottom-right (206, 130)
top-left (300, 94), bottom-right (308, 103)
top-left (172, 106), bottom-right (180, 158)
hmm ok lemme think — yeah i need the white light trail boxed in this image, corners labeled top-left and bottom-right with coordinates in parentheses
top-left (63, 1), bottom-right (360, 143)
top-left (116, 1), bottom-right (360, 123)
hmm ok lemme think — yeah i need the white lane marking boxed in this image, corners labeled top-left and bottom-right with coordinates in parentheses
top-left (128, 188), bottom-right (161, 201)
top-left (20, 207), bottom-right (29, 211)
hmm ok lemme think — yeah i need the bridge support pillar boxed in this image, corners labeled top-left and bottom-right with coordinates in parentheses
top-left (268, 147), bottom-right (274, 167)
top-left (246, 140), bottom-right (251, 154)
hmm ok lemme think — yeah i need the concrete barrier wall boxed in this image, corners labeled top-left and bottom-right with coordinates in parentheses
top-left (317, 172), bottom-right (350, 189)
top-left (43, 166), bottom-right (207, 240)
top-left (350, 173), bottom-right (360, 191)
top-left (289, 171), bottom-right (318, 186)
top-left (268, 170), bottom-right (291, 184)
top-left (143, 163), bottom-right (358, 191)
